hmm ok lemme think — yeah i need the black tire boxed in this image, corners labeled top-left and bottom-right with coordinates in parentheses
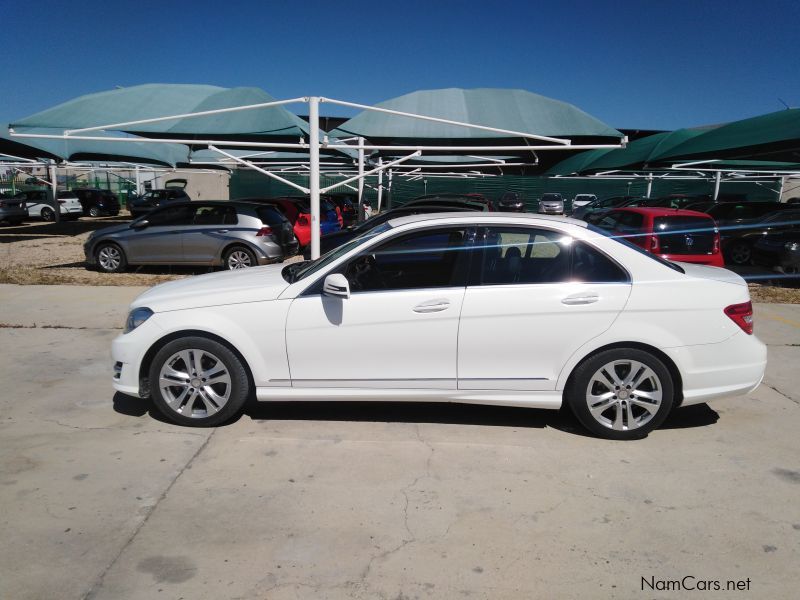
top-left (88, 206), bottom-right (101, 217)
top-left (94, 242), bottom-right (127, 273)
top-left (223, 245), bottom-right (257, 270)
top-left (41, 207), bottom-right (55, 222)
top-left (149, 336), bottom-right (251, 427)
top-left (565, 348), bottom-right (674, 440)
top-left (726, 241), bottom-right (752, 265)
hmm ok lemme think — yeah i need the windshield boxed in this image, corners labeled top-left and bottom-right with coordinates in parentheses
top-left (587, 224), bottom-right (685, 273)
top-left (284, 222), bottom-right (393, 283)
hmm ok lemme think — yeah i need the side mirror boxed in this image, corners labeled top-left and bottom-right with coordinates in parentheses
top-left (130, 219), bottom-right (149, 229)
top-left (323, 273), bottom-right (350, 299)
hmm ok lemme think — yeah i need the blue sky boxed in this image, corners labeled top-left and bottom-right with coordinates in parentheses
top-left (4, 0), bottom-right (799, 131)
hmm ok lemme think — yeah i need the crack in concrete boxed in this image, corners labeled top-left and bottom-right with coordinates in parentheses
top-left (81, 428), bottom-right (216, 600)
top-left (0, 323), bottom-right (116, 331)
top-left (763, 382), bottom-right (799, 405)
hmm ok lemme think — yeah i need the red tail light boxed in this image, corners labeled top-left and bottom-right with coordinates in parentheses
top-left (256, 226), bottom-right (274, 236)
top-left (649, 234), bottom-right (659, 252)
top-left (0, 201), bottom-right (5, 208)
top-left (724, 301), bottom-right (754, 335)
top-left (296, 214), bottom-right (309, 226)
top-left (713, 232), bottom-right (720, 254)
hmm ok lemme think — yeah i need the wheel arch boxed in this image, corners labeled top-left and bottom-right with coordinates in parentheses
top-left (220, 241), bottom-right (264, 264)
top-left (562, 341), bottom-right (684, 407)
top-left (138, 329), bottom-right (255, 398)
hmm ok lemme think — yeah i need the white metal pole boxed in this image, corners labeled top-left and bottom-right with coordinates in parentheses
top-left (309, 96), bottom-right (321, 260)
top-left (387, 168), bottom-right (393, 209)
top-left (357, 137), bottom-right (365, 222)
top-left (377, 158), bottom-right (384, 212)
top-left (49, 161), bottom-right (60, 223)
top-left (646, 174), bottom-right (653, 198)
top-left (713, 171), bottom-right (722, 201)
top-left (778, 176), bottom-right (785, 202)
top-left (134, 165), bottom-right (142, 195)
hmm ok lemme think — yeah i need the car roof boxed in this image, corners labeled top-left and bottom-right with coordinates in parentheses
top-left (610, 207), bottom-right (714, 218)
top-left (387, 211), bottom-right (588, 228)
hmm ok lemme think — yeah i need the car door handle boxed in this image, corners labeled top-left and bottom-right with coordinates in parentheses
top-left (215, 229), bottom-right (229, 234)
top-left (413, 299), bottom-right (451, 313)
top-left (562, 295), bottom-right (600, 305)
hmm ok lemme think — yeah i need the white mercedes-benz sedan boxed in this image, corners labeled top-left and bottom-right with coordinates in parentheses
top-left (112, 212), bottom-right (767, 440)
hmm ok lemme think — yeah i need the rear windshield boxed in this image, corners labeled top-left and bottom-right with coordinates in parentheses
top-left (588, 224), bottom-right (684, 273)
top-left (256, 206), bottom-right (286, 225)
top-left (541, 194), bottom-right (562, 201)
top-left (653, 216), bottom-right (716, 255)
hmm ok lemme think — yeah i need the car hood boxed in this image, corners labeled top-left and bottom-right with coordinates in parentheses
top-left (676, 262), bottom-right (746, 286)
top-left (131, 264), bottom-right (291, 312)
top-left (91, 223), bottom-right (135, 238)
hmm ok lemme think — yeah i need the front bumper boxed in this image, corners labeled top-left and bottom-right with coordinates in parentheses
top-left (538, 205), bottom-right (564, 214)
top-left (111, 317), bottom-right (164, 397)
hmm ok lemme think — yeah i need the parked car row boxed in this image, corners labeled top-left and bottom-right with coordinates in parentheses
top-left (0, 188), bottom-right (121, 224)
top-left (571, 195), bottom-right (800, 275)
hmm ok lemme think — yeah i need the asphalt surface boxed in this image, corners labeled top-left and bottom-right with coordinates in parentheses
top-left (1, 284), bottom-right (798, 599)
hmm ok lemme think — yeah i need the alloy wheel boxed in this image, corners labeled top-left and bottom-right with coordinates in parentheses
top-left (97, 245), bottom-right (121, 271)
top-left (158, 349), bottom-right (232, 418)
top-left (227, 250), bottom-right (252, 269)
top-left (585, 360), bottom-right (663, 431)
top-left (730, 243), bottom-right (751, 265)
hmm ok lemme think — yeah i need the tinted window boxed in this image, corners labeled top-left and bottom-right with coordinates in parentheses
top-left (192, 205), bottom-right (237, 225)
top-left (588, 224), bottom-right (684, 273)
top-left (571, 242), bottom-right (628, 283)
top-left (654, 216), bottom-right (716, 254)
top-left (146, 205), bottom-right (194, 226)
top-left (477, 227), bottom-right (571, 285)
top-left (343, 227), bottom-right (471, 292)
top-left (256, 206), bottom-right (287, 226)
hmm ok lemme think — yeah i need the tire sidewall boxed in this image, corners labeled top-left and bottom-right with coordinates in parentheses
top-left (148, 336), bottom-right (251, 427)
top-left (41, 207), bottom-right (54, 221)
top-left (566, 348), bottom-right (674, 440)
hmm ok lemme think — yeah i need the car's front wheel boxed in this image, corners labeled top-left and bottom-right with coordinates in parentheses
top-left (41, 207), bottom-right (55, 221)
top-left (88, 206), bottom-right (101, 217)
top-left (566, 348), bottom-right (674, 440)
top-left (149, 337), bottom-right (251, 427)
top-left (727, 241), bottom-right (752, 265)
top-left (95, 242), bottom-right (127, 273)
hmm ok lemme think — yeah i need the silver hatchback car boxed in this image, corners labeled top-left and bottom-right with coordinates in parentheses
top-left (85, 201), bottom-right (299, 273)
top-left (538, 193), bottom-right (565, 215)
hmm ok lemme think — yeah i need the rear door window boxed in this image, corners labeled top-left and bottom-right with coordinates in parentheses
top-left (475, 227), bottom-right (571, 285)
top-left (147, 205), bottom-right (195, 226)
top-left (192, 205), bottom-right (237, 225)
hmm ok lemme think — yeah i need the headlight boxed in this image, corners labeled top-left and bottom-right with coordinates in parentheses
top-left (125, 307), bottom-right (153, 333)
top-left (785, 241), bottom-right (799, 252)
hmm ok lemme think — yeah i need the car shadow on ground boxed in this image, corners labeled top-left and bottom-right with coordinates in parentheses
top-left (47, 261), bottom-right (219, 275)
top-left (0, 216), bottom-right (132, 241)
top-left (112, 392), bottom-right (720, 437)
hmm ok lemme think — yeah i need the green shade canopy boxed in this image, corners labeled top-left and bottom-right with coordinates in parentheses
top-left (11, 84), bottom-right (309, 140)
top-left (330, 88), bottom-right (623, 143)
top-left (2, 125), bottom-right (190, 166)
top-left (651, 109), bottom-right (800, 162)
top-left (546, 129), bottom-right (712, 176)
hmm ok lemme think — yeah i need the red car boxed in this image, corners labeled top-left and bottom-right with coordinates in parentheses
top-left (594, 207), bottom-right (724, 267)
top-left (239, 197), bottom-right (341, 247)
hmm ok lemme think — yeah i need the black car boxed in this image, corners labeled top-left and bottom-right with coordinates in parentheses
top-left (572, 196), bottom-right (641, 221)
top-left (72, 188), bottom-right (121, 217)
top-left (303, 203), bottom-right (482, 258)
top-left (128, 188), bottom-right (191, 218)
top-left (497, 192), bottom-right (525, 212)
top-left (717, 208), bottom-right (800, 265)
top-left (752, 229), bottom-right (800, 278)
top-left (403, 194), bottom-right (493, 212)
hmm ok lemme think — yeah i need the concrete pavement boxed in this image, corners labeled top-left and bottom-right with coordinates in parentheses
top-left (1, 284), bottom-right (798, 599)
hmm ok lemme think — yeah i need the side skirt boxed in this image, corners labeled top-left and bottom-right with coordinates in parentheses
top-left (255, 387), bottom-right (563, 410)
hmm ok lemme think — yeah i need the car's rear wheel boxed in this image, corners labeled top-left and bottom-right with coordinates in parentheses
top-left (95, 242), bottom-right (127, 273)
top-left (223, 245), bottom-right (257, 270)
top-left (566, 348), bottom-right (674, 440)
top-left (41, 207), bottom-right (55, 221)
top-left (88, 206), bottom-right (101, 217)
top-left (149, 337), bottom-right (250, 427)
top-left (727, 241), bottom-right (752, 265)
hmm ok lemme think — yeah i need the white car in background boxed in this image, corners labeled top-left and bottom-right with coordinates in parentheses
top-left (112, 212), bottom-right (766, 440)
top-left (572, 194), bottom-right (597, 211)
top-left (22, 189), bottom-right (83, 221)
